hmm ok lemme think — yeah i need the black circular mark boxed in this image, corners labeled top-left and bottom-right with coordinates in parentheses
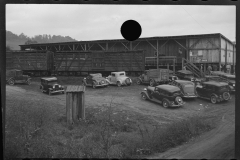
top-left (121, 20), bottom-right (142, 41)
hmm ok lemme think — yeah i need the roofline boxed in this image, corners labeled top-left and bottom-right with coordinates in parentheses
top-left (19, 33), bottom-right (234, 47)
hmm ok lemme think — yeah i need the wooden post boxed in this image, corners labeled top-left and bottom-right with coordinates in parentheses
top-left (66, 85), bottom-right (85, 126)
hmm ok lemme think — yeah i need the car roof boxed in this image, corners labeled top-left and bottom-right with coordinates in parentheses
top-left (41, 77), bottom-right (58, 81)
top-left (90, 73), bottom-right (102, 76)
top-left (202, 81), bottom-right (228, 86)
top-left (111, 71), bottom-right (125, 74)
top-left (156, 85), bottom-right (180, 92)
top-left (175, 80), bottom-right (194, 84)
top-left (176, 70), bottom-right (193, 74)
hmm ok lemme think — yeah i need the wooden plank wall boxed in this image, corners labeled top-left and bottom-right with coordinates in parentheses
top-left (7, 51), bottom-right (48, 71)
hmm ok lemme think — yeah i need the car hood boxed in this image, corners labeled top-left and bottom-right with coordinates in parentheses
top-left (93, 77), bottom-right (106, 82)
top-left (147, 86), bottom-right (155, 91)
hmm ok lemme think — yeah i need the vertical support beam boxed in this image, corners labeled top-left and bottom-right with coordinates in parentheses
top-left (73, 44), bottom-right (75, 51)
top-left (106, 43), bottom-right (108, 51)
top-left (219, 34), bottom-right (221, 71)
top-left (186, 38), bottom-right (189, 60)
top-left (173, 58), bottom-right (175, 72)
top-left (85, 44), bottom-right (87, 51)
top-left (157, 40), bottom-right (159, 69)
top-left (130, 42), bottom-right (132, 51)
top-left (225, 41), bottom-right (227, 66)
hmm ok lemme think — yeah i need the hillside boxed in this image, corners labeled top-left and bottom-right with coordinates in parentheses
top-left (6, 31), bottom-right (77, 50)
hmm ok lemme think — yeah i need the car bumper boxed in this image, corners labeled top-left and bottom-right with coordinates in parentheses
top-left (170, 102), bottom-right (185, 107)
top-left (183, 95), bottom-right (197, 98)
top-left (50, 89), bottom-right (64, 93)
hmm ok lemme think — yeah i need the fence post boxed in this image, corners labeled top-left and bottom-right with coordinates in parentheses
top-left (66, 85), bottom-right (85, 126)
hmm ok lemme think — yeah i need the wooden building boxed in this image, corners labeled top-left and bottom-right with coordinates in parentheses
top-left (19, 33), bottom-right (236, 70)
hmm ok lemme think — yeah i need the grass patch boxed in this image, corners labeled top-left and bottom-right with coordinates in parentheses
top-left (5, 95), bottom-right (216, 159)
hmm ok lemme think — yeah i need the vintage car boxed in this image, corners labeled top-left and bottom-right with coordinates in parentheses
top-left (6, 69), bottom-right (31, 85)
top-left (210, 71), bottom-right (235, 92)
top-left (169, 80), bottom-right (197, 98)
top-left (82, 73), bottom-right (109, 88)
top-left (40, 77), bottom-right (64, 95)
top-left (168, 75), bottom-right (179, 83)
top-left (106, 71), bottom-right (132, 87)
top-left (140, 85), bottom-right (184, 108)
top-left (136, 69), bottom-right (169, 86)
top-left (175, 70), bottom-right (196, 82)
top-left (195, 81), bottom-right (231, 104)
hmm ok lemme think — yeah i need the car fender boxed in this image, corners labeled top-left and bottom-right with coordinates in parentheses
top-left (140, 90), bottom-right (151, 99)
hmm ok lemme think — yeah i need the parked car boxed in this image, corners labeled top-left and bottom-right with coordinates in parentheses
top-left (195, 81), bottom-right (231, 104)
top-left (169, 80), bottom-right (197, 98)
top-left (210, 71), bottom-right (235, 92)
top-left (6, 69), bottom-right (31, 85)
top-left (140, 85), bottom-right (184, 108)
top-left (175, 70), bottom-right (196, 82)
top-left (168, 75), bottom-right (179, 83)
top-left (40, 77), bottom-right (64, 95)
top-left (136, 69), bottom-right (169, 86)
top-left (82, 73), bottom-right (109, 88)
top-left (106, 71), bottom-right (132, 87)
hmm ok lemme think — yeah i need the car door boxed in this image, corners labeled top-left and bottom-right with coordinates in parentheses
top-left (86, 76), bottom-right (92, 85)
top-left (152, 88), bottom-right (162, 102)
top-left (196, 84), bottom-right (205, 97)
top-left (15, 71), bottom-right (24, 82)
top-left (110, 73), bottom-right (117, 84)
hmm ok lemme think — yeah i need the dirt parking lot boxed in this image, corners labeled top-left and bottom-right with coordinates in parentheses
top-left (5, 76), bottom-right (235, 158)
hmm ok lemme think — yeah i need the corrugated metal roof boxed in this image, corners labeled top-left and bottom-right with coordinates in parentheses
top-left (66, 85), bottom-right (85, 92)
top-left (19, 33), bottom-right (234, 47)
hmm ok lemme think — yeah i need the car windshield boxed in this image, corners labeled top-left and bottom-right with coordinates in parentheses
top-left (119, 73), bottom-right (125, 76)
top-left (184, 74), bottom-right (194, 78)
top-left (183, 84), bottom-right (195, 93)
top-left (47, 81), bottom-right (58, 85)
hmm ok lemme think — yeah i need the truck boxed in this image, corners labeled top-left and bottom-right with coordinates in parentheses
top-left (136, 68), bottom-right (170, 86)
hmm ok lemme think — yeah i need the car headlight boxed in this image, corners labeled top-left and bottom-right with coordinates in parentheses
top-left (53, 86), bottom-right (55, 88)
top-left (233, 84), bottom-right (235, 87)
top-left (144, 88), bottom-right (147, 91)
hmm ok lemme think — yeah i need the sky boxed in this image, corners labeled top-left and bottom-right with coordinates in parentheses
top-left (6, 5), bottom-right (236, 42)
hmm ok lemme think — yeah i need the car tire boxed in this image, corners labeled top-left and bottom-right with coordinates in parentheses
top-left (117, 81), bottom-right (121, 87)
top-left (8, 79), bottom-right (15, 85)
top-left (222, 92), bottom-right (230, 101)
top-left (92, 81), bottom-right (97, 89)
top-left (162, 99), bottom-right (170, 108)
top-left (210, 95), bottom-right (217, 104)
top-left (149, 79), bottom-right (155, 87)
top-left (136, 79), bottom-right (141, 85)
top-left (141, 93), bottom-right (147, 100)
top-left (175, 96), bottom-right (183, 105)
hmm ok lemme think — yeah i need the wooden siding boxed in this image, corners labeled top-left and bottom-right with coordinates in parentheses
top-left (54, 51), bottom-right (145, 72)
top-left (6, 51), bottom-right (48, 71)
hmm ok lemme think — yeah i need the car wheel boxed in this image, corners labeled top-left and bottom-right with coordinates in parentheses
top-left (149, 79), bottom-right (155, 87)
top-left (141, 93), bottom-right (147, 100)
top-left (8, 79), bottom-right (15, 85)
top-left (117, 81), bottom-right (121, 87)
top-left (92, 81), bottom-right (97, 89)
top-left (222, 92), bottom-right (230, 101)
top-left (136, 79), bottom-right (141, 85)
top-left (27, 79), bottom-right (31, 85)
top-left (210, 95), bottom-right (217, 104)
top-left (175, 96), bottom-right (183, 104)
top-left (162, 99), bottom-right (169, 108)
